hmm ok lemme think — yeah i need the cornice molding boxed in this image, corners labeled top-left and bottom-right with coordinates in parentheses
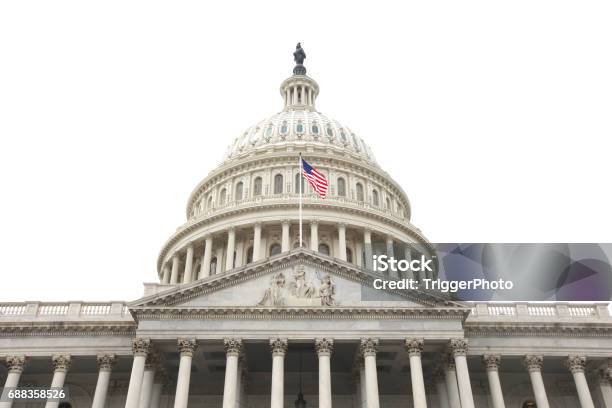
top-left (0, 323), bottom-right (136, 337)
top-left (465, 324), bottom-right (612, 337)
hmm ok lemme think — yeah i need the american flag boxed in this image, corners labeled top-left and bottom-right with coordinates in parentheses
top-left (301, 158), bottom-right (328, 198)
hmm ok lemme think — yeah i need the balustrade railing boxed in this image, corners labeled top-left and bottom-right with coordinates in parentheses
top-left (469, 302), bottom-right (609, 320)
top-left (0, 302), bottom-right (130, 319)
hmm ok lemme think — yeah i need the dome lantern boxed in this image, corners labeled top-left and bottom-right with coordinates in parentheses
top-left (280, 43), bottom-right (319, 111)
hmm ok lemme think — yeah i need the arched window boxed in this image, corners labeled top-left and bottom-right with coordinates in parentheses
top-left (337, 177), bottom-right (346, 197)
top-left (312, 122), bottom-right (319, 135)
top-left (274, 174), bottom-right (283, 194)
top-left (296, 120), bottom-right (304, 134)
top-left (356, 183), bottom-right (364, 201)
top-left (318, 243), bottom-right (330, 255)
top-left (246, 247), bottom-right (253, 264)
top-left (270, 243), bottom-right (282, 256)
top-left (218, 188), bottom-right (227, 205)
top-left (339, 129), bottom-right (347, 143)
top-left (346, 248), bottom-right (353, 263)
top-left (326, 126), bottom-right (334, 138)
top-left (280, 121), bottom-right (288, 135)
top-left (235, 182), bottom-right (243, 201)
top-left (266, 124), bottom-right (273, 137)
top-left (253, 177), bottom-right (262, 196)
top-left (386, 197), bottom-right (391, 210)
top-left (210, 257), bottom-right (217, 275)
top-left (295, 173), bottom-right (305, 193)
top-left (372, 190), bottom-right (379, 206)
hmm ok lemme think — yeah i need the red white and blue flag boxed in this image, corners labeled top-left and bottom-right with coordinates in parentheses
top-left (301, 158), bottom-right (328, 198)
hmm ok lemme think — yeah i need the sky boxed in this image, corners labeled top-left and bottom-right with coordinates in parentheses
top-left (1, 1), bottom-right (611, 301)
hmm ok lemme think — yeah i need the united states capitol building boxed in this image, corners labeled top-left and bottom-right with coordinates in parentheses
top-left (2, 46), bottom-right (612, 408)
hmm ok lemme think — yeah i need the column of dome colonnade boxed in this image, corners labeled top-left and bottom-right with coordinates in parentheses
top-left (158, 221), bottom-right (431, 284)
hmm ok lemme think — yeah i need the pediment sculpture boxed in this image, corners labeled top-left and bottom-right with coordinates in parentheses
top-left (258, 266), bottom-right (336, 307)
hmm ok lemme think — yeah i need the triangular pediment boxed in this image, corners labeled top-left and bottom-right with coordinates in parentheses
top-left (130, 249), bottom-right (466, 313)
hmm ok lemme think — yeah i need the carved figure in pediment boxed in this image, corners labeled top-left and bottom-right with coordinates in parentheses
top-left (289, 266), bottom-right (316, 299)
top-left (318, 274), bottom-right (336, 306)
top-left (258, 272), bottom-right (287, 306)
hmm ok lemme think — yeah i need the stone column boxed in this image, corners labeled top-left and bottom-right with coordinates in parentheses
top-left (358, 359), bottom-right (367, 408)
top-left (483, 354), bottom-right (506, 408)
top-left (338, 223), bottom-right (347, 261)
top-left (1, 355), bottom-right (26, 408)
top-left (253, 223), bottom-right (262, 261)
top-left (597, 366), bottom-right (612, 408)
top-left (182, 245), bottom-right (194, 283)
top-left (363, 229), bottom-right (373, 270)
top-left (403, 245), bottom-right (414, 280)
top-left (281, 220), bottom-right (290, 252)
top-left (270, 338), bottom-right (288, 408)
top-left (386, 236), bottom-right (394, 258)
top-left (215, 247), bottom-right (224, 274)
top-left (150, 371), bottom-right (164, 408)
top-left (443, 356), bottom-right (461, 408)
top-left (139, 354), bottom-right (156, 408)
top-left (125, 338), bottom-right (151, 408)
top-left (360, 338), bottom-right (380, 408)
top-left (170, 254), bottom-right (180, 284)
top-left (226, 227), bottom-right (236, 270)
top-left (235, 240), bottom-right (244, 268)
top-left (566, 355), bottom-right (595, 408)
top-left (355, 241), bottom-right (363, 267)
top-left (45, 354), bottom-right (71, 408)
top-left (174, 338), bottom-right (197, 408)
top-left (450, 339), bottom-right (475, 408)
top-left (310, 220), bottom-right (319, 251)
top-left (92, 354), bottom-right (116, 408)
top-left (161, 264), bottom-right (170, 284)
top-left (523, 355), bottom-right (550, 408)
top-left (222, 338), bottom-right (243, 408)
top-left (316, 338), bottom-right (334, 408)
top-left (200, 236), bottom-right (213, 279)
top-left (434, 370), bottom-right (450, 408)
top-left (405, 339), bottom-right (427, 408)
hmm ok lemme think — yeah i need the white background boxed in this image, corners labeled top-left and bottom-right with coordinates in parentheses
top-left (1, 1), bottom-right (611, 301)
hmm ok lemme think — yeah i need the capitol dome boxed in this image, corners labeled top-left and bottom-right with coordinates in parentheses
top-left (155, 48), bottom-right (434, 284)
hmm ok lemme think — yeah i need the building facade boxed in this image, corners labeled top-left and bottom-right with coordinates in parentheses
top-left (1, 50), bottom-right (612, 408)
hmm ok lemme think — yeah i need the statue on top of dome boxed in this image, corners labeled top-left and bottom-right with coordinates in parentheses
top-left (293, 43), bottom-right (307, 75)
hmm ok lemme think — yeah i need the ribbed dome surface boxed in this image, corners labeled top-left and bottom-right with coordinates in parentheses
top-left (223, 110), bottom-right (377, 164)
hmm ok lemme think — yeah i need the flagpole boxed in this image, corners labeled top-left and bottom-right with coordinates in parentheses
top-left (299, 152), bottom-right (303, 248)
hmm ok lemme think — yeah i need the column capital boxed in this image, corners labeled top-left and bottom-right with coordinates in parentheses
top-left (523, 355), bottom-right (544, 372)
top-left (269, 338), bottom-right (288, 356)
top-left (281, 219), bottom-right (290, 225)
top-left (404, 338), bottom-right (424, 357)
top-left (566, 355), bottom-right (587, 374)
top-left (4, 355), bottom-right (26, 373)
top-left (177, 338), bottom-right (198, 357)
top-left (224, 338), bottom-right (243, 356)
top-left (315, 338), bottom-right (334, 356)
top-left (96, 354), bottom-right (117, 371)
top-left (310, 219), bottom-right (319, 226)
top-left (52, 354), bottom-right (71, 372)
top-left (360, 338), bottom-right (379, 357)
top-left (254, 221), bottom-right (262, 228)
top-left (227, 226), bottom-right (236, 233)
top-left (442, 352), bottom-right (456, 371)
top-left (482, 354), bottom-right (501, 371)
top-left (338, 222), bottom-right (347, 229)
top-left (449, 338), bottom-right (468, 357)
top-left (132, 337), bottom-right (151, 356)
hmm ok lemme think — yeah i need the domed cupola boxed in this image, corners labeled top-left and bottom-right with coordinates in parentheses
top-left (224, 44), bottom-right (376, 164)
